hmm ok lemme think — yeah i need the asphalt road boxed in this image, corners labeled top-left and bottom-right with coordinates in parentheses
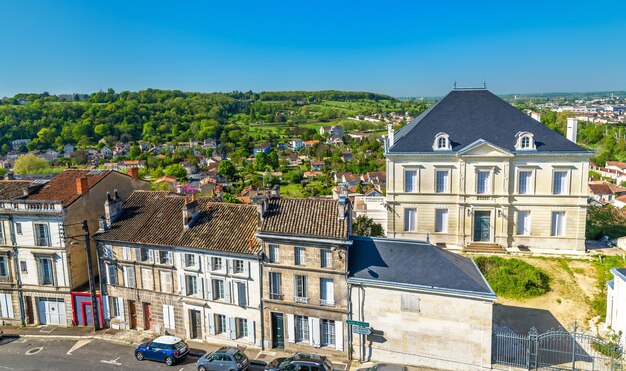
top-left (0, 336), bottom-right (266, 371)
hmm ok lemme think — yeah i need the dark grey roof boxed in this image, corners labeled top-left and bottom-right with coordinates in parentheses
top-left (613, 268), bottom-right (626, 281)
top-left (390, 89), bottom-right (587, 153)
top-left (348, 237), bottom-right (495, 297)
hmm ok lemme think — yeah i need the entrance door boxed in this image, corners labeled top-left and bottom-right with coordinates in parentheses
top-left (143, 303), bottom-right (152, 330)
top-left (25, 296), bottom-right (34, 325)
top-left (271, 313), bottom-right (284, 349)
top-left (129, 301), bottom-right (137, 329)
top-left (84, 303), bottom-right (94, 326)
top-left (473, 211), bottom-right (491, 242)
top-left (37, 298), bottom-right (67, 325)
top-left (189, 309), bottom-right (202, 339)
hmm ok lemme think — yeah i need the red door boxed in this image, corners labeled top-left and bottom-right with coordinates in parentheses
top-left (143, 303), bottom-right (152, 330)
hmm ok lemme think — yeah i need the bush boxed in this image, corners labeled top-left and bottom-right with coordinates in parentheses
top-left (475, 256), bottom-right (550, 299)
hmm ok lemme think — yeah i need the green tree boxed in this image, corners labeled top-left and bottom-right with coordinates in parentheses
top-left (13, 153), bottom-right (53, 175)
top-left (218, 159), bottom-right (236, 180)
top-left (352, 215), bottom-right (385, 237)
top-left (129, 144), bottom-right (141, 158)
top-left (256, 152), bottom-right (268, 171)
top-left (164, 164), bottom-right (188, 181)
top-left (586, 205), bottom-right (626, 240)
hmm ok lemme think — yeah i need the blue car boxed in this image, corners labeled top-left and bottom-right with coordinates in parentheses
top-left (135, 335), bottom-right (190, 366)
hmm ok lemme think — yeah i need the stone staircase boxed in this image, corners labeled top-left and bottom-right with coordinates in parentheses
top-left (463, 242), bottom-right (507, 254)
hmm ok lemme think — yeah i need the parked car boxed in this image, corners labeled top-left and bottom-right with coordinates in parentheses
top-left (135, 335), bottom-right (189, 366)
top-left (356, 364), bottom-right (408, 371)
top-left (265, 352), bottom-right (333, 371)
top-left (196, 346), bottom-right (250, 371)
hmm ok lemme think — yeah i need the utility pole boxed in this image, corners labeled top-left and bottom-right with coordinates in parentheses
top-left (9, 216), bottom-right (26, 326)
top-left (82, 220), bottom-right (100, 330)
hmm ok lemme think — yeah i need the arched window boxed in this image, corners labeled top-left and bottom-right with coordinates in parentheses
top-left (437, 136), bottom-right (447, 149)
top-left (521, 136), bottom-right (530, 149)
top-left (433, 132), bottom-right (450, 151)
top-left (515, 132), bottom-right (535, 151)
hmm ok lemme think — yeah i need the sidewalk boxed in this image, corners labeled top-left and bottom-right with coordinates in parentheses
top-left (0, 325), bottom-right (344, 368)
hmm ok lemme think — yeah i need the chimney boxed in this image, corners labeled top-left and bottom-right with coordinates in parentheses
top-left (530, 112), bottom-right (541, 122)
top-left (4, 173), bottom-right (14, 180)
top-left (566, 118), bottom-right (578, 143)
top-left (182, 196), bottom-right (199, 230)
top-left (104, 189), bottom-right (124, 226)
top-left (127, 167), bottom-right (139, 180)
top-left (251, 196), bottom-right (268, 224)
top-left (76, 176), bottom-right (89, 195)
top-left (386, 124), bottom-right (395, 151)
top-left (337, 185), bottom-right (348, 220)
top-left (98, 216), bottom-right (108, 232)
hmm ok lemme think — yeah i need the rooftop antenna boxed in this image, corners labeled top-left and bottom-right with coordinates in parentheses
top-left (453, 81), bottom-right (457, 89)
top-left (483, 81), bottom-right (487, 89)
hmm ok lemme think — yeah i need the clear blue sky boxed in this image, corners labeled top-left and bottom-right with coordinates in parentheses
top-left (2, 1), bottom-right (625, 97)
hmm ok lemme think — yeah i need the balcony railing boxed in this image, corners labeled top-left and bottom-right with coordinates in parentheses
top-left (270, 293), bottom-right (283, 300)
top-left (320, 299), bottom-right (335, 307)
top-left (294, 296), bottom-right (310, 304)
top-left (0, 200), bottom-right (63, 213)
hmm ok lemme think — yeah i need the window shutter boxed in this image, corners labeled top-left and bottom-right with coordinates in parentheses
top-left (227, 259), bottom-right (233, 274)
top-left (198, 277), bottom-right (204, 299)
top-left (225, 280), bottom-right (232, 303)
top-left (243, 261), bottom-right (249, 277)
top-left (162, 305), bottom-right (170, 329)
top-left (178, 273), bottom-right (185, 295)
top-left (247, 320), bottom-right (255, 344)
top-left (0, 293), bottom-right (13, 318)
top-left (207, 312), bottom-right (215, 335)
top-left (310, 317), bottom-right (320, 347)
top-left (286, 313), bottom-right (295, 343)
top-left (335, 320), bottom-right (344, 351)
top-left (117, 298), bottom-right (125, 321)
top-left (168, 305), bottom-right (175, 330)
top-left (228, 317), bottom-right (236, 340)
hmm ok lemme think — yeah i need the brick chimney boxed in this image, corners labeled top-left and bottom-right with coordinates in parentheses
top-left (182, 194), bottom-right (199, 230)
top-left (127, 167), bottom-right (139, 180)
top-left (76, 176), bottom-right (89, 195)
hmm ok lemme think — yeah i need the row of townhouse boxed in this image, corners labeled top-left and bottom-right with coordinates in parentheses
top-left (92, 190), bottom-right (495, 369)
top-left (0, 169), bottom-right (149, 327)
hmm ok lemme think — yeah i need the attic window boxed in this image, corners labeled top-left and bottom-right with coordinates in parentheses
top-left (515, 132), bottom-right (536, 151)
top-left (433, 133), bottom-right (451, 151)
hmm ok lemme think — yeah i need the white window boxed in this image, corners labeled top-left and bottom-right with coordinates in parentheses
top-left (0, 256), bottom-right (8, 278)
top-left (435, 209), bottom-right (448, 233)
top-left (1, 293), bottom-right (14, 318)
top-left (124, 266), bottom-right (135, 288)
top-left (295, 315), bottom-right (309, 342)
top-left (236, 282), bottom-right (247, 307)
top-left (477, 170), bottom-right (490, 194)
top-left (122, 246), bottom-right (131, 260)
top-left (216, 314), bottom-right (227, 334)
top-left (404, 208), bottom-right (416, 232)
top-left (295, 275), bottom-right (307, 301)
top-left (269, 272), bottom-right (282, 299)
top-left (39, 257), bottom-right (54, 285)
top-left (320, 249), bottom-right (332, 269)
top-left (295, 247), bottom-right (305, 265)
top-left (321, 319), bottom-right (335, 347)
top-left (108, 297), bottom-right (120, 318)
top-left (185, 275), bottom-right (198, 296)
top-left (140, 248), bottom-right (153, 263)
top-left (15, 223), bottom-right (22, 235)
top-left (233, 259), bottom-right (244, 274)
top-left (517, 211), bottom-right (531, 235)
top-left (269, 245), bottom-right (279, 263)
top-left (551, 212), bottom-right (566, 236)
top-left (34, 223), bottom-right (50, 246)
top-left (518, 171), bottom-right (532, 194)
top-left (160, 271), bottom-right (172, 293)
top-left (211, 257), bottom-right (223, 271)
top-left (553, 171), bottom-right (568, 195)
top-left (141, 268), bottom-right (153, 291)
top-left (162, 304), bottom-right (175, 330)
top-left (434, 133), bottom-right (450, 150)
top-left (401, 294), bottom-right (420, 312)
top-left (102, 245), bottom-right (113, 260)
top-left (184, 253), bottom-right (196, 268)
top-left (157, 251), bottom-right (172, 265)
top-left (106, 264), bottom-right (117, 285)
top-left (320, 278), bottom-right (334, 306)
top-left (212, 279), bottom-right (225, 300)
top-left (435, 170), bottom-right (448, 193)
top-left (404, 170), bottom-right (417, 192)
top-left (237, 318), bottom-right (248, 338)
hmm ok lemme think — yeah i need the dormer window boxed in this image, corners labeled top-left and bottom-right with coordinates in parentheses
top-left (515, 132), bottom-right (536, 151)
top-left (433, 132), bottom-right (451, 151)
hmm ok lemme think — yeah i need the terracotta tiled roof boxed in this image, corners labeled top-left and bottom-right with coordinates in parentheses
top-left (606, 161), bottom-right (626, 170)
top-left (260, 198), bottom-right (349, 240)
top-left (97, 191), bottom-right (260, 254)
top-left (0, 180), bottom-right (35, 200)
top-left (588, 181), bottom-right (626, 195)
top-left (27, 169), bottom-right (111, 206)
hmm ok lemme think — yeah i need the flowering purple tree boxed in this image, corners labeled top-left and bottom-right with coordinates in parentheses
top-left (179, 183), bottom-right (199, 195)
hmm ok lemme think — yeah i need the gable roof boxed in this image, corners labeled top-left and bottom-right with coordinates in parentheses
top-left (97, 191), bottom-right (260, 254)
top-left (348, 237), bottom-right (495, 297)
top-left (0, 180), bottom-right (36, 200)
top-left (259, 198), bottom-right (349, 240)
top-left (390, 89), bottom-right (587, 154)
top-left (26, 169), bottom-right (111, 206)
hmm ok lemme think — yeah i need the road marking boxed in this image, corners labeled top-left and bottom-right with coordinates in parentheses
top-left (179, 368), bottom-right (184, 371)
top-left (67, 339), bottom-right (92, 355)
top-left (25, 347), bottom-right (44, 355)
top-left (100, 357), bottom-right (122, 366)
top-left (0, 365), bottom-right (15, 370)
top-left (39, 326), bottom-right (55, 333)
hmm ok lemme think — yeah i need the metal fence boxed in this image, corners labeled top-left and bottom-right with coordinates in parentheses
top-left (493, 324), bottom-right (624, 370)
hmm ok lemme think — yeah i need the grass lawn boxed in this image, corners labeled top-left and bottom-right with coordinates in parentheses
top-left (475, 256), bottom-right (551, 299)
top-left (280, 183), bottom-right (305, 198)
top-left (590, 255), bottom-right (626, 321)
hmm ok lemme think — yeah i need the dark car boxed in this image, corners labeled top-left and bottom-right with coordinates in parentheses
top-left (135, 335), bottom-right (189, 366)
top-left (196, 346), bottom-right (250, 371)
top-left (265, 352), bottom-right (333, 371)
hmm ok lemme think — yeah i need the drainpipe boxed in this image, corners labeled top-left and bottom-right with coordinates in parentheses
top-left (257, 248), bottom-right (265, 350)
top-left (347, 283), bottom-right (352, 361)
top-left (8, 216), bottom-right (26, 326)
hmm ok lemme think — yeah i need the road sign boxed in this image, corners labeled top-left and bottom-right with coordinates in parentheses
top-left (346, 319), bottom-right (369, 327)
top-left (352, 325), bottom-right (372, 335)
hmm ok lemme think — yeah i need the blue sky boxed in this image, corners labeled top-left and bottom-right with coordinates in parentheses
top-left (1, 1), bottom-right (625, 97)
